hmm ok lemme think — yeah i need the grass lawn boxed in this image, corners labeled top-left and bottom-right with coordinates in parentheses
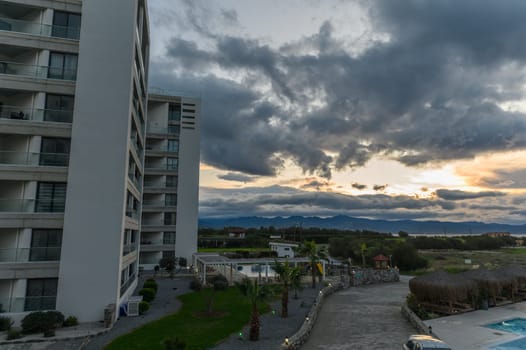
top-left (105, 287), bottom-right (269, 350)
top-left (411, 247), bottom-right (526, 276)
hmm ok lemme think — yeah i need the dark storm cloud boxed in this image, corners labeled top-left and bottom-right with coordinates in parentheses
top-left (217, 172), bottom-right (258, 183)
top-left (435, 189), bottom-right (505, 201)
top-left (373, 184), bottom-right (387, 191)
top-left (156, 0), bottom-right (526, 179)
top-left (199, 185), bottom-right (458, 218)
top-left (351, 182), bottom-right (367, 190)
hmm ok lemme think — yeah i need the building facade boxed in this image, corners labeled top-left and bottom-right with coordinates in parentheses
top-left (0, 0), bottom-right (149, 323)
top-left (140, 90), bottom-right (200, 270)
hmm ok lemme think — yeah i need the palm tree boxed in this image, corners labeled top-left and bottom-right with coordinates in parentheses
top-left (298, 240), bottom-right (326, 288)
top-left (236, 277), bottom-right (275, 341)
top-left (273, 260), bottom-right (301, 317)
top-left (290, 266), bottom-right (303, 299)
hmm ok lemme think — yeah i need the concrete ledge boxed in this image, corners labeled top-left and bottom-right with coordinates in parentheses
top-left (401, 302), bottom-right (430, 335)
top-left (279, 281), bottom-right (344, 350)
top-left (0, 323), bottom-right (111, 345)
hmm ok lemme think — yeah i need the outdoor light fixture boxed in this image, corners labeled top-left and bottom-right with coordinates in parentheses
top-left (285, 338), bottom-right (289, 345)
top-left (305, 316), bottom-right (310, 322)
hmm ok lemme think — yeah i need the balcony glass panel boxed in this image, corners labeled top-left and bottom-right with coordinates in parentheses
top-left (0, 151), bottom-right (69, 166)
top-left (0, 247), bottom-right (61, 262)
top-left (0, 296), bottom-right (57, 313)
top-left (120, 273), bottom-right (136, 296)
top-left (0, 61), bottom-right (76, 80)
top-left (0, 17), bottom-right (80, 39)
top-left (0, 105), bottom-right (73, 123)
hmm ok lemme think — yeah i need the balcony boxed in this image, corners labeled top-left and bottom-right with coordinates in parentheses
top-left (140, 240), bottom-right (175, 252)
top-left (0, 247), bottom-right (61, 262)
top-left (0, 17), bottom-right (80, 40)
top-left (120, 273), bottom-right (136, 296)
top-left (0, 296), bottom-right (56, 313)
top-left (146, 126), bottom-right (180, 136)
top-left (125, 207), bottom-right (140, 220)
top-left (0, 105), bottom-right (73, 123)
top-left (128, 174), bottom-right (142, 191)
top-left (143, 200), bottom-right (177, 208)
top-left (0, 199), bottom-right (65, 213)
top-left (0, 61), bottom-right (77, 81)
top-left (0, 151), bottom-right (69, 167)
top-left (144, 164), bottom-right (178, 172)
top-left (122, 243), bottom-right (138, 256)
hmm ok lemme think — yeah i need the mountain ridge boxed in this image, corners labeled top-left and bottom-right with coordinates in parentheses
top-left (199, 215), bottom-right (526, 234)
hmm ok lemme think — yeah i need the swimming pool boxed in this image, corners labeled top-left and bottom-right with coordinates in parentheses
top-left (486, 318), bottom-right (526, 335)
top-left (487, 318), bottom-right (526, 350)
top-left (490, 337), bottom-right (526, 350)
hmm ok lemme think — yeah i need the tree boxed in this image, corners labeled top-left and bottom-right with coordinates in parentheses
top-left (273, 260), bottom-right (301, 317)
top-left (360, 243), bottom-right (367, 267)
top-left (236, 277), bottom-right (275, 341)
top-left (398, 231), bottom-right (409, 238)
top-left (290, 266), bottom-right (304, 299)
top-left (159, 257), bottom-right (177, 278)
top-left (297, 240), bottom-right (326, 288)
top-left (189, 275), bottom-right (228, 314)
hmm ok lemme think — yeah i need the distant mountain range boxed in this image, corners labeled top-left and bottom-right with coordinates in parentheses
top-left (199, 215), bottom-right (526, 235)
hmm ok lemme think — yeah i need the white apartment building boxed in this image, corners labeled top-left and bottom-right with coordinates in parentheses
top-left (0, 0), bottom-right (150, 324)
top-left (140, 89), bottom-right (200, 269)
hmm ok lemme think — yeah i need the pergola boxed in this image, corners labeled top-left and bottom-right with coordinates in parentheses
top-left (192, 253), bottom-right (326, 285)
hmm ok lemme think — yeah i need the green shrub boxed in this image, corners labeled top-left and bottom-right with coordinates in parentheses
top-left (138, 301), bottom-right (150, 315)
top-left (189, 278), bottom-right (202, 292)
top-left (63, 316), bottom-right (78, 327)
top-left (143, 280), bottom-right (158, 292)
top-left (163, 335), bottom-right (186, 350)
top-left (0, 315), bottom-right (12, 331)
top-left (139, 288), bottom-right (156, 302)
top-left (7, 329), bottom-right (22, 340)
top-left (21, 311), bottom-right (65, 334)
top-left (146, 278), bottom-right (156, 284)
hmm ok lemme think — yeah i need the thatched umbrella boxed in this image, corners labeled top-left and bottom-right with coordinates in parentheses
top-left (409, 270), bottom-right (476, 311)
top-left (463, 267), bottom-right (512, 306)
top-left (495, 264), bottom-right (526, 299)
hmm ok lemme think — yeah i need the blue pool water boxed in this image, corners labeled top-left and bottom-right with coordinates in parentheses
top-left (491, 337), bottom-right (526, 350)
top-left (487, 319), bottom-right (526, 350)
top-left (487, 318), bottom-right (526, 334)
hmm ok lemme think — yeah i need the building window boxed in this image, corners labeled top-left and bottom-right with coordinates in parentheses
top-left (168, 105), bottom-right (181, 122)
top-left (40, 138), bottom-right (70, 166)
top-left (166, 158), bottom-right (178, 170)
top-left (45, 94), bottom-right (74, 122)
top-left (52, 11), bottom-right (81, 39)
top-left (167, 140), bottom-right (179, 153)
top-left (165, 194), bottom-right (177, 207)
top-left (163, 232), bottom-right (176, 244)
top-left (35, 182), bottom-right (66, 212)
top-left (164, 213), bottom-right (176, 226)
top-left (48, 52), bottom-right (78, 80)
top-left (166, 176), bottom-right (178, 188)
top-left (25, 278), bottom-right (57, 311)
top-left (30, 229), bottom-right (62, 261)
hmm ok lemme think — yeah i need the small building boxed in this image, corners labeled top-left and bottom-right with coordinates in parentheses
top-left (228, 228), bottom-right (246, 238)
top-left (269, 242), bottom-right (299, 258)
top-left (373, 254), bottom-right (389, 269)
top-left (483, 232), bottom-right (511, 238)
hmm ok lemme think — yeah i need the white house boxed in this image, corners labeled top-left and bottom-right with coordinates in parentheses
top-left (269, 242), bottom-right (299, 258)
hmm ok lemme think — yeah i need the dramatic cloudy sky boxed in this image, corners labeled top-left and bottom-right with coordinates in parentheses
top-left (148, 0), bottom-right (526, 223)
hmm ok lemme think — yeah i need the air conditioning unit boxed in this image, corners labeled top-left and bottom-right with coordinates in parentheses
top-left (127, 296), bottom-right (143, 316)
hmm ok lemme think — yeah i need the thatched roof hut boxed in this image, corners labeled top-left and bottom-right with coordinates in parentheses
top-left (462, 267), bottom-right (513, 300)
top-left (409, 270), bottom-right (476, 306)
top-left (495, 265), bottom-right (526, 286)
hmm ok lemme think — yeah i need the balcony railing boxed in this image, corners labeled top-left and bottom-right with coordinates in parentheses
top-left (125, 207), bottom-right (140, 219)
top-left (120, 273), bottom-right (136, 296)
top-left (0, 247), bottom-right (61, 262)
top-left (0, 199), bottom-right (65, 213)
top-left (122, 243), bottom-right (138, 256)
top-left (0, 151), bottom-right (69, 166)
top-left (141, 239), bottom-right (176, 245)
top-left (0, 296), bottom-right (57, 313)
top-left (0, 105), bottom-right (73, 123)
top-left (0, 61), bottom-right (77, 80)
top-left (0, 17), bottom-right (80, 39)
top-left (144, 164), bottom-right (178, 171)
top-left (146, 126), bottom-right (180, 135)
top-left (128, 174), bottom-right (142, 191)
top-left (142, 200), bottom-right (177, 207)
top-left (143, 181), bottom-right (178, 189)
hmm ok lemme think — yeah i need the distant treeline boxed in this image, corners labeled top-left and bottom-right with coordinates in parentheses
top-left (409, 235), bottom-right (516, 250)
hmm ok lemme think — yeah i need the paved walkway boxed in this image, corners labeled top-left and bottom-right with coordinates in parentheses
top-left (426, 301), bottom-right (526, 350)
top-left (301, 276), bottom-right (416, 350)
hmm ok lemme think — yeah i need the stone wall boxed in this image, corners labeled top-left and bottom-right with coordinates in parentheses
top-left (350, 268), bottom-right (400, 286)
top-left (401, 302), bottom-right (430, 335)
top-left (279, 282), bottom-right (343, 350)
